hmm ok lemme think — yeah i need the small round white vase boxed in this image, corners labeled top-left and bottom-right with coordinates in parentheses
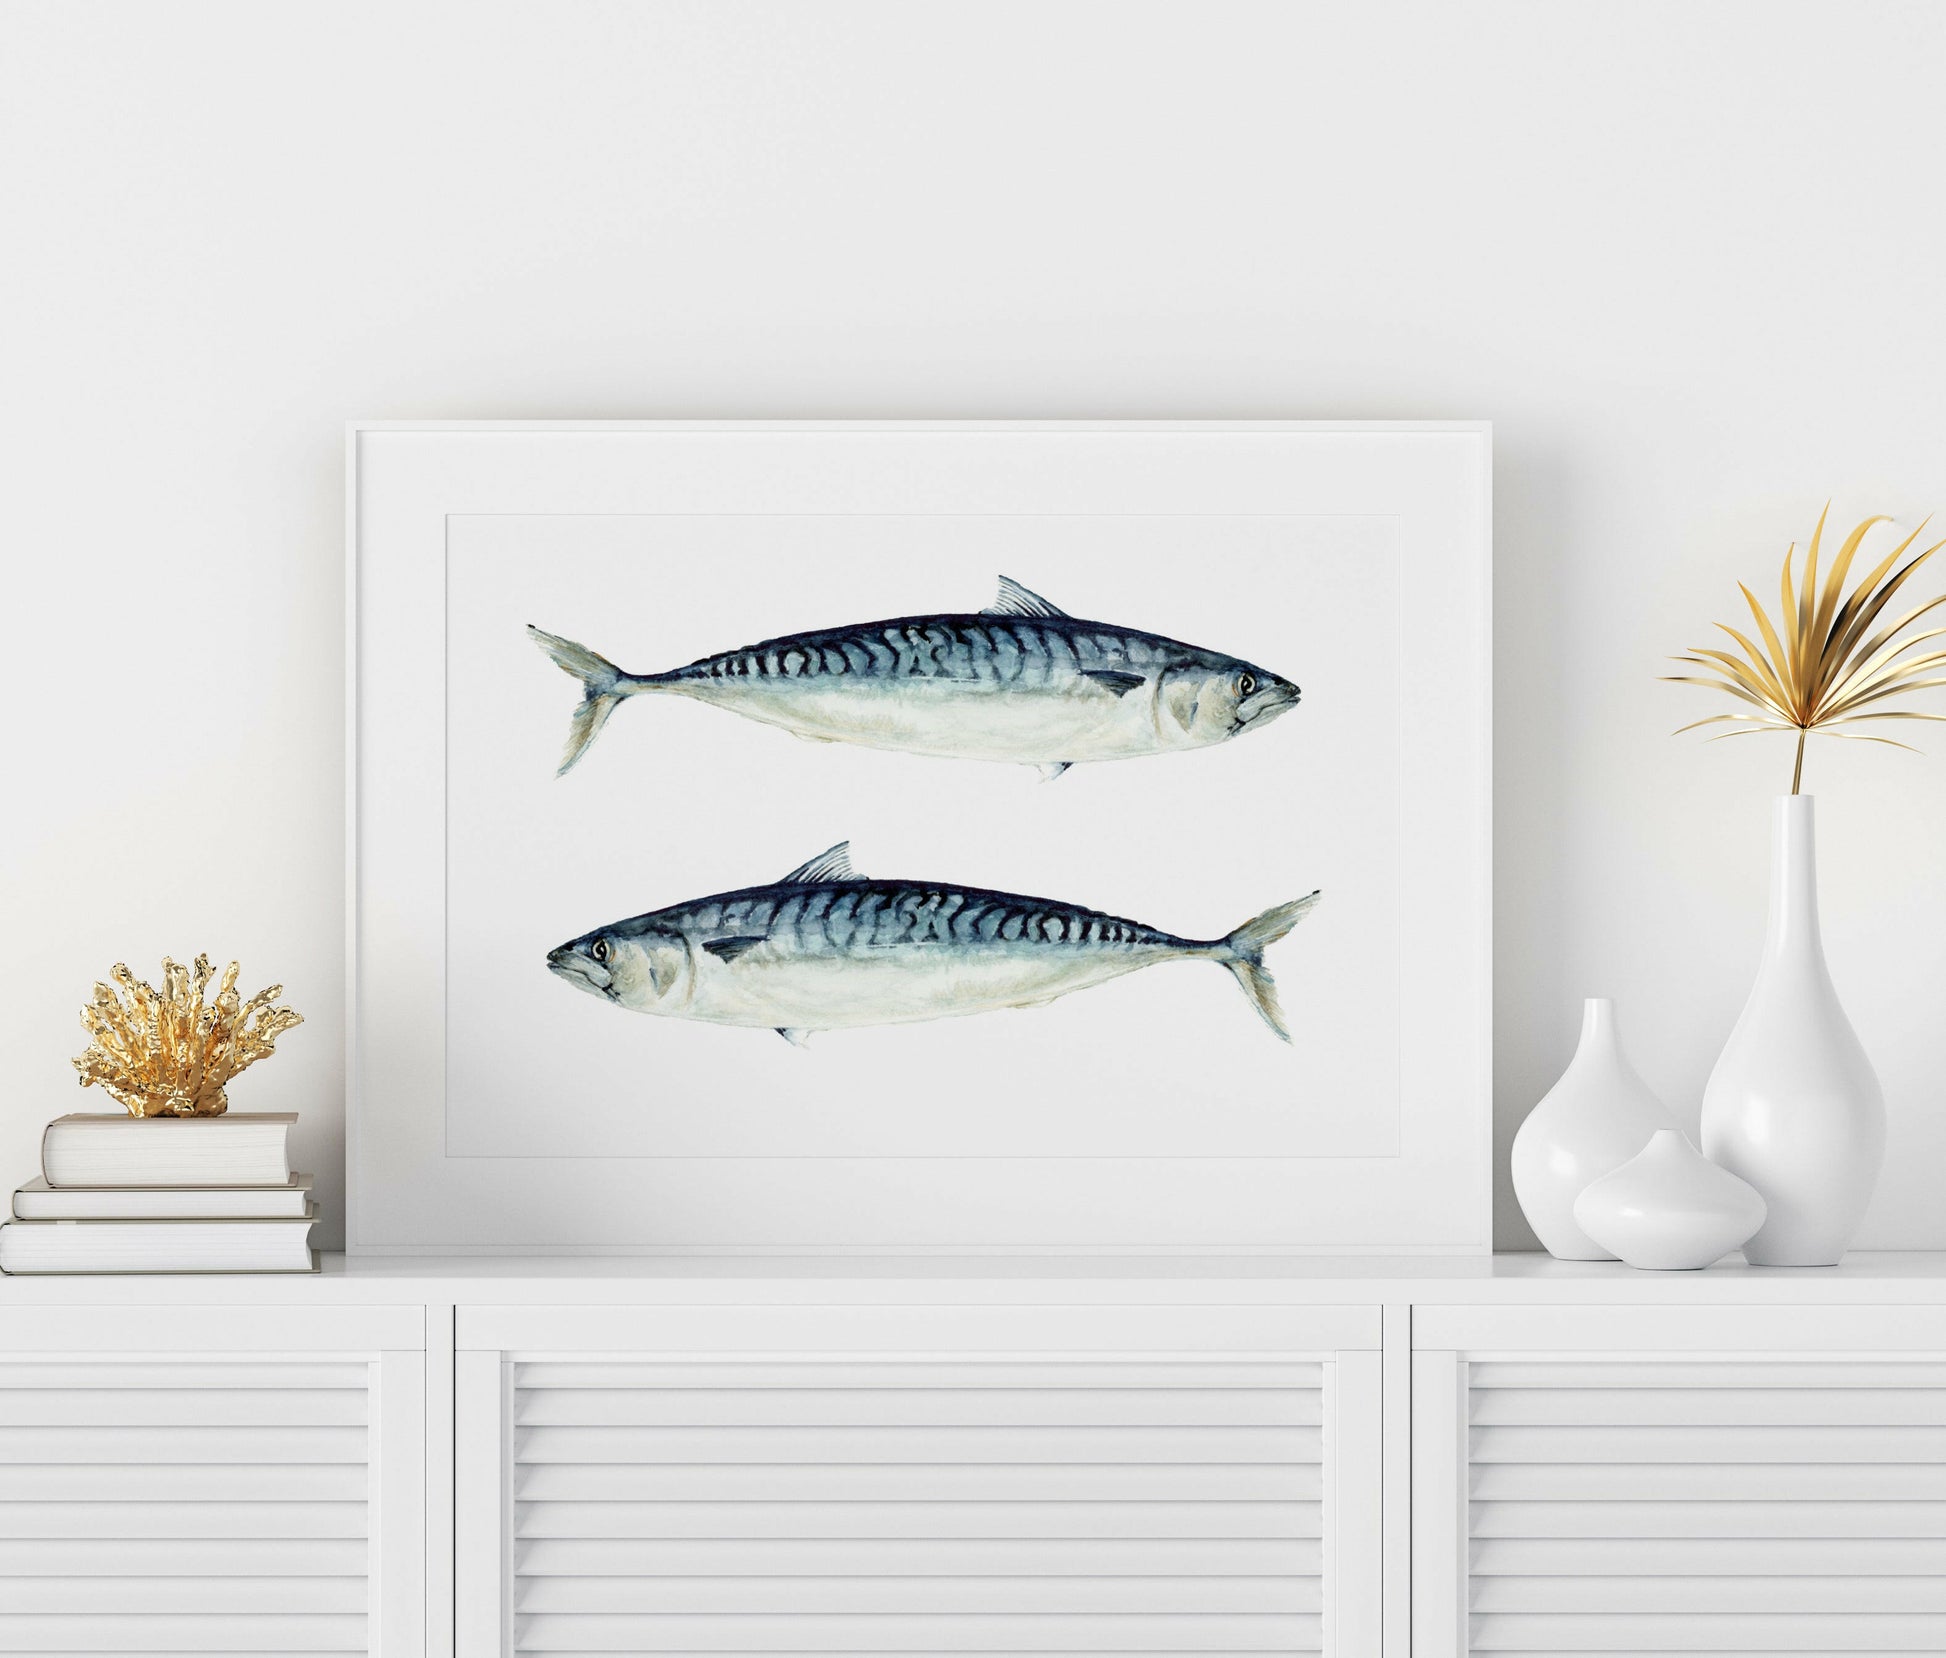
top-left (1574, 1130), bottom-right (1767, 1270)
top-left (1701, 795), bottom-right (1884, 1266)
top-left (1511, 998), bottom-right (1679, 1260)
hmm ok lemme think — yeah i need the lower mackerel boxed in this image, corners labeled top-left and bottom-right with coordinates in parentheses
top-left (546, 843), bottom-right (1322, 1045)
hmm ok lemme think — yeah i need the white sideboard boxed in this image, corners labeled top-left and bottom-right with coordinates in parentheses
top-left (0, 1298), bottom-right (426, 1657)
top-left (455, 1297), bottom-right (1381, 1658)
top-left (5, 1253), bottom-right (1946, 1657)
top-left (1411, 1296), bottom-right (1946, 1658)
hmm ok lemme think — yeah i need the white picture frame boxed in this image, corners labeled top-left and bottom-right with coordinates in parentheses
top-left (348, 421), bottom-right (1491, 1252)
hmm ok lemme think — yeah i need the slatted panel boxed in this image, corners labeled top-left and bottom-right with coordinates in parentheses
top-left (0, 1360), bottom-right (369, 1656)
top-left (512, 1359), bottom-right (1326, 1655)
top-left (1468, 1360), bottom-right (1946, 1655)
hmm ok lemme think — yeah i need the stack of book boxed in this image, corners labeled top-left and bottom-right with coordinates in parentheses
top-left (0, 1113), bottom-right (316, 1274)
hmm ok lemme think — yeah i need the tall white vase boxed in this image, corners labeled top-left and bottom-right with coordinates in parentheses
top-left (1511, 998), bottom-right (1678, 1260)
top-left (1701, 794), bottom-right (1884, 1266)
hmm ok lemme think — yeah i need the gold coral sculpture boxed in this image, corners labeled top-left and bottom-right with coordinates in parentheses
top-left (1666, 507), bottom-right (1946, 793)
top-left (71, 955), bottom-right (303, 1117)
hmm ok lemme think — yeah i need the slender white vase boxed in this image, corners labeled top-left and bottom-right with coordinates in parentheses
top-left (1511, 998), bottom-right (1679, 1260)
top-left (1573, 1129), bottom-right (1767, 1270)
top-left (1701, 794), bottom-right (1884, 1266)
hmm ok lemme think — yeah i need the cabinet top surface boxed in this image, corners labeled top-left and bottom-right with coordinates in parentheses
top-left (6, 1251), bottom-right (1946, 1305)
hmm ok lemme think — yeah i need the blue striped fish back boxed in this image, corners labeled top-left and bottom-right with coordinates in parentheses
top-left (633, 880), bottom-right (1191, 955)
top-left (659, 614), bottom-right (1217, 687)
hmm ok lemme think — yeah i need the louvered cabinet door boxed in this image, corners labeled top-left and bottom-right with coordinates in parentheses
top-left (0, 1304), bottom-right (426, 1657)
top-left (456, 1301), bottom-right (1381, 1658)
top-left (1411, 1303), bottom-right (1946, 1658)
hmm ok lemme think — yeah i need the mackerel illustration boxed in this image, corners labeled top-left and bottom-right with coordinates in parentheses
top-left (529, 576), bottom-right (1300, 778)
top-left (546, 843), bottom-right (1322, 1045)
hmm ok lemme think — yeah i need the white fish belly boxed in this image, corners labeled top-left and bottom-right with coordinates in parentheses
top-left (684, 680), bottom-right (1191, 763)
top-left (675, 945), bottom-right (1174, 1031)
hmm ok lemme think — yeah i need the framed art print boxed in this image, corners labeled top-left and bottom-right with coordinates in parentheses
top-left (348, 421), bottom-right (1491, 1251)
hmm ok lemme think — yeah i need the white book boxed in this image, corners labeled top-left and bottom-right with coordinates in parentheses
top-left (13, 1174), bottom-right (314, 1221)
top-left (0, 1215), bottom-right (317, 1275)
top-left (41, 1113), bottom-right (295, 1189)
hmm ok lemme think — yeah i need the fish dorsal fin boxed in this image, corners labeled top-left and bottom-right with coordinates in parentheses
top-left (779, 841), bottom-right (863, 884)
top-left (983, 576), bottom-right (1069, 620)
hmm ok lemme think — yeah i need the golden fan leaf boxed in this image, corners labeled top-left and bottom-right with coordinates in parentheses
top-left (1664, 509), bottom-right (1946, 792)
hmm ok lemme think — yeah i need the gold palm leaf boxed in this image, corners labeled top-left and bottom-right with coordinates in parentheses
top-left (1666, 508), bottom-right (1946, 792)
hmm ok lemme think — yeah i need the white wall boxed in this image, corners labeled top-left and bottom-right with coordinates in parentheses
top-left (5, 0), bottom-right (1944, 1252)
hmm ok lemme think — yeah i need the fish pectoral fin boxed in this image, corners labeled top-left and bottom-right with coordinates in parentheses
top-left (1079, 669), bottom-right (1146, 697)
top-left (703, 936), bottom-right (766, 963)
top-left (982, 575), bottom-right (1070, 619)
top-left (1033, 761), bottom-right (1073, 782)
top-left (1013, 996), bottom-right (1059, 1009)
top-left (775, 1026), bottom-right (812, 1047)
top-left (792, 731), bottom-right (838, 743)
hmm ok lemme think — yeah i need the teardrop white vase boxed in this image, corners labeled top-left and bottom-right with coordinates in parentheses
top-left (1573, 1130), bottom-right (1767, 1270)
top-left (1511, 998), bottom-right (1679, 1260)
top-left (1701, 794), bottom-right (1884, 1266)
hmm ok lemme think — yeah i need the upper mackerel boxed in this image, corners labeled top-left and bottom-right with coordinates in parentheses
top-left (529, 576), bottom-right (1301, 776)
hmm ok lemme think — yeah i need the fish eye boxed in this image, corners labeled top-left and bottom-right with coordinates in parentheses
top-left (590, 938), bottom-right (610, 964)
top-left (1237, 672), bottom-right (1256, 697)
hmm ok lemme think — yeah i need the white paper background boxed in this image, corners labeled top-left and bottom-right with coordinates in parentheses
top-left (445, 514), bottom-right (1400, 1159)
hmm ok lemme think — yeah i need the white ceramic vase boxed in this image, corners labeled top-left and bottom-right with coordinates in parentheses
top-left (1511, 997), bottom-right (1679, 1260)
top-left (1701, 795), bottom-right (1884, 1266)
top-left (1573, 1129), bottom-right (1767, 1270)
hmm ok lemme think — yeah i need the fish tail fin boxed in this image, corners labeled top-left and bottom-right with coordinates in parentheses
top-left (1215, 890), bottom-right (1322, 1042)
top-left (528, 625), bottom-right (637, 775)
